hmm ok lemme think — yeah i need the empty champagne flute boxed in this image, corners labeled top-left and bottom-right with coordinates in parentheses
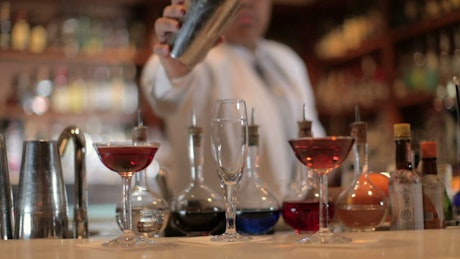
top-left (210, 99), bottom-right (249, 242)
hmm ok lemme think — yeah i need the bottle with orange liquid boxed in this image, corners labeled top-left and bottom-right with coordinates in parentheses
top-left (335, 119), bottom-right (389, 231)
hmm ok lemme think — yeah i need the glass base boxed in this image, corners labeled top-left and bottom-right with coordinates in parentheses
top-left (102, 231), bottom-right (156, 248)
top-left (211, 232), bottom-right (252, 242)
top-left (298, 230), bottom-right (352, 244)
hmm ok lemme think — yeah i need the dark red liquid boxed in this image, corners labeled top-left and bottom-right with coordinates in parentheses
top-left (95, 145), bottom-right (158, 176)
top-left (288, 137), bottom-right (354, 172)
top-left (282, 201), bottom-right (335, 233)
top-left (168, 211), bottom-right (226, 236)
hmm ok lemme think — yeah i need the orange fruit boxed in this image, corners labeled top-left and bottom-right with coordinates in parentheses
top-left (367, 172), bottom-right (389, 197)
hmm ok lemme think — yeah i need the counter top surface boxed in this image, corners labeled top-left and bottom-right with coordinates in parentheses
top-left (1, 228), bottom-right (459, 259)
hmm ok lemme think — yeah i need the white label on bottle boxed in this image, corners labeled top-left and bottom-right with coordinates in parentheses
top-left (422, 181), bottom-right (445, 228)
top-left (390, 183), bottom-right (424, 230)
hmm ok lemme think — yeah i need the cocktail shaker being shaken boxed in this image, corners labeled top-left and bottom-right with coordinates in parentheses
top-left (168, 0), bottom-right (242, 67)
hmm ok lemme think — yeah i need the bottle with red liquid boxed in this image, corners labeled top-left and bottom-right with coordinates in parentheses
top-left (335, 120), bottom-right (388, 231)
top-left (281, 106), bottom-right (334, 233)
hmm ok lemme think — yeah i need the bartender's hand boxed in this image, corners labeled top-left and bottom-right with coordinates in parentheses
top-left (154, 0), bottom-right (224, 80)
top-left (154, 0), bottom-right (190, 79)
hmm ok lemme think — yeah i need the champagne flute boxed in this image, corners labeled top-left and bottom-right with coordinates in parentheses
top-left (288, 136), bottom-right (355, 244)
top-left (210, 99), bottom-right (249, 242)
top-left (93, 141), bottom-right (160, 247)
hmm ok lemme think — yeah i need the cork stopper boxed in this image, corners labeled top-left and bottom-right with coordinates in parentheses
top-left (298, 104), bottom-right (313, 137)
top-left (393, 123), bottom-right (411, 140)
top-left (132, 110), bottom-right (148, 143)
top-left (248, 108), bottom-right (259, 146)
top-left (132, 125), bottom-right (149, 143)
top-left (189, 110), bottom-right (202, 147)
top-left (350, 121), bottom-right (367, 143)
top-left (420, 141), bottom-right (437, 158)
top-left (297, 120), bottom-right (312, 138)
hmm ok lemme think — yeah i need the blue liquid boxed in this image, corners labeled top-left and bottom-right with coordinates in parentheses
top-left (236, 209), bottom-right (281, 235)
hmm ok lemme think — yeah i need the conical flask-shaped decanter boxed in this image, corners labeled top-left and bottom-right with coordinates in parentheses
top-left (168, 111), bottom-right (226, 236)
top-left (236, 109), bottom-right (281, 235)
top-left (335, 116), bottom-right (388, 231)
top-left (115, 111), bottom-right (170, 238)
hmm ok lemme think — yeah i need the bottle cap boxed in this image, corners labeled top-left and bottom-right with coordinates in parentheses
top-left (350, 121), bottom-right (367, 143)
top-left (393, 123), bottom-right (411, 140)
top-left (420, 141), bottom-right (437, 158)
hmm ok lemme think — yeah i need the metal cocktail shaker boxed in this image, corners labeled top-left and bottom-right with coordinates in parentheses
top-left (0, 135), bottom-right (13, 240)
top-left (168, 0), bottom-right (241, 67)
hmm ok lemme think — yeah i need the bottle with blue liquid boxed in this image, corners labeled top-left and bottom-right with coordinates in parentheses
top-left (236, 109), bottom-right (281, 235)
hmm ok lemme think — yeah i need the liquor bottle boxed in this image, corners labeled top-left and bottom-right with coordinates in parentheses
top-left (0, 2), bottom-right (11, 49)
top-left (115, 111), bottom-right (170, 238)
top-left (335, 120), bottom-right (388, 231)
top-left (11, 9), bottom-right (29, 51)
top-left (388, 123), bottom-right (424, 230)
top-left (236, 109), bottom-right (281, 235)
top-left (168, 111), bottom-right (226, 237)
top-left (419, 141), bottom-right (445, 229)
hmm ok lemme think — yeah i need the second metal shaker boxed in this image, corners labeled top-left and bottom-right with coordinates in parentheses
top-left (0, 135), bottom-right (13, 240)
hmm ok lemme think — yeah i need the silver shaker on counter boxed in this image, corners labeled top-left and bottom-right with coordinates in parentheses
top-left (0, 135), bottom-right (13, 240)
top-left (168, 0), bottom-right (241, 67)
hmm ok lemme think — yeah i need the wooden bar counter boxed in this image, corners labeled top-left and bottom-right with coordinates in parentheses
top-left (1, 228), bottom-right (459, 259)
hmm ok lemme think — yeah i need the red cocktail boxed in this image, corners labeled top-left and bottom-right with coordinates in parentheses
top-left (288, 136), bottom-right (354, 244)
top-left (94, 142), bottom-right (160, 247)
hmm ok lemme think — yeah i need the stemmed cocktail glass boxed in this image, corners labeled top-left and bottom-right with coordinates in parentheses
top-left (94, 142), bottom-right (160, 247)
top-left (210, 99), bottom-right (249, 242)
top-left (288, 136), bottom-right (355, 244)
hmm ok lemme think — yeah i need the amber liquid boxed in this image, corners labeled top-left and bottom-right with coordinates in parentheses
top-left (281, 201), bottom-right (335, 233)
top-left (336, 205), bottom-right (387, 230)
top-left (288, 137), bottom-right (354, 173)
top-left (96, 145), bottom-right (159, 176)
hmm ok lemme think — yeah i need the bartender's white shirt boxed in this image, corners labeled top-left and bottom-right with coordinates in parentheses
top-left (141, 39), bottom-right (325, 202)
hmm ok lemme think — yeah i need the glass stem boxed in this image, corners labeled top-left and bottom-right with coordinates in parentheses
top-left (318, 173), bottom-right (329, 234)
top-left (122, 175), bottom-right (133, 232)
top-left (224, 183), bottom-right (238, 235)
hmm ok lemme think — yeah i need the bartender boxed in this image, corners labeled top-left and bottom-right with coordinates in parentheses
top-left (141, 0), bottom-right (325, 201)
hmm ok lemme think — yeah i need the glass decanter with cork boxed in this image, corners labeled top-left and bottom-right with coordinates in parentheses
top-left (335, 111), bottom-right (388, 231)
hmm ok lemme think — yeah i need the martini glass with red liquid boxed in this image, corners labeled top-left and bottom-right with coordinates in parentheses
top-left (94, 142), bottom-right (160, 247)
top-left (288, 136), bottom-right (355, 244)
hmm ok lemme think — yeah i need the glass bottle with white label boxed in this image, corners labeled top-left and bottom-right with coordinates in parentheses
top-left (388, 123), bottom-right (424, 230)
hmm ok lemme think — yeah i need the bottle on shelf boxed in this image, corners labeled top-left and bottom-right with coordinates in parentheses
top-left (419, 141), bottom-right (445, 229)
top-left (335, 113), bottom-right (388, 231)
top-left (281, 105), bottom-right (333, 234)
top-left (0, 1), bottom-right (11, 49)
top-left (115, 111), bottom-right (170, 238)
top-left (388, 123), bottom-right (424, 230)
top-left (236, 108), bottom-right (281, 235)
top-left (167, 111), bottom-right (225, 237)
top-left (11, 9), bottom-right (29, 51)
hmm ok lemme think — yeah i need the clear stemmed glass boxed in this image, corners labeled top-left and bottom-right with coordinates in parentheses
top-left (288, 136), bottom-right (355, 244)
top-left (210, 99), bottom-right (249, 242)
top-left (93, 141), bottom-right (160, 247)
